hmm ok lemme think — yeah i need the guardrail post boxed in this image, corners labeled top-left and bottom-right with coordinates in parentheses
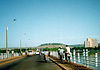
top-left (73, 49), bottom-right (76, 63)
top-left (70, 52), bottom-right (72, 61)
top-left (83, 49), bottom-right (86, 65)
top-left (1, 53), bottom-right (4, 59)
top-left (95, 53), bottom-right (98, 67)
top-left (78, 53), bottom-right (80, 63)
top-left (86, 49), bottom-right (89, 67)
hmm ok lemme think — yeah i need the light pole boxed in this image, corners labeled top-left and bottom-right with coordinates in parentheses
top-left (6, 25), bottom-right (8, 58)
top-left (20, 40), bottom-right (22, 53)
top-left (0, 25), bottom-right (2, 50)
top-left (6, 19), bottom-right (16, 58)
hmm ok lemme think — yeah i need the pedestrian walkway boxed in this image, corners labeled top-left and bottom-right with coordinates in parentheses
top-left (49, 56), bottom-right (96, 70)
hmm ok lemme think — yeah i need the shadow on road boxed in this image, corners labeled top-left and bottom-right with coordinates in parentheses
top-left (36, 61), bottom-right (46, 63)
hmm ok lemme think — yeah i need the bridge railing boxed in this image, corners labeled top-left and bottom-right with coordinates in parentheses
top-left (0, 53), bottom-right (21, 59)
top-left (49, 49), bottom-right (99, 69)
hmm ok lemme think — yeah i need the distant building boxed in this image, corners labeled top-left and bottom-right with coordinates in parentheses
top-left (84, 38), bottom-right (98, 48)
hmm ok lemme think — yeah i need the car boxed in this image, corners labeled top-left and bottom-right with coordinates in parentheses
top-left (27, 50), bottom-right (34, 56)
top-left (35, 51), bottom-right (40, 55)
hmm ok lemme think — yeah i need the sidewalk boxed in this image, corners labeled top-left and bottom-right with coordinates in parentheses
top-left (48, 56), bottom-right (96, 70)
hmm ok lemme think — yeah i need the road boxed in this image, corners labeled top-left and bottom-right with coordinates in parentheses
top-left (0, 55), bottom-right (60, 70)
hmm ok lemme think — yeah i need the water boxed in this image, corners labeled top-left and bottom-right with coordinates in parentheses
top-left (50, 51), bottom-right (100, 70)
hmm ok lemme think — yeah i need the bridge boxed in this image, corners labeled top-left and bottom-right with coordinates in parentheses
top-left (0, 51), bottom-right (96, 70)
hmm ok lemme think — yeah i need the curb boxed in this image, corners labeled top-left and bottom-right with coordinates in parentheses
top-left (48, 56), bottom-right (73, 70)
top-left (48, 56), bottom-right (96, 70)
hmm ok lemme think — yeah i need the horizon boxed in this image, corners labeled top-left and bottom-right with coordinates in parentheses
top-left (0, 0), bottom-right (100, 48)
top-left (1, 42), bottom-right (100, 49)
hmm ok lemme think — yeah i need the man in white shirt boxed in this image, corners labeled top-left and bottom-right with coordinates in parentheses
top-left (65, 45), bottom-right (71, 62)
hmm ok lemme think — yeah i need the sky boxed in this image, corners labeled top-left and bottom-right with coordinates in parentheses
top-left (0, 0), bottom-right (100, 48)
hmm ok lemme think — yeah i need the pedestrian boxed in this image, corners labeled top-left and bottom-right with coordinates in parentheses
top-left (44, 51), bottom-right (49, 63)
top-left (48, 51), bottom-right (50, 56)
top-left (20, 51), bottom-right (22, 55)
top-left (59, 47), bottom-right (64, 62)
top-left (12, 51), bottom-right (14, 57)
top-left (65, 45), bottom-right (71, 63)
top-left (58, 47), bottom-right (60, 58)
top-left (40, 50), bottom-right (44, 61)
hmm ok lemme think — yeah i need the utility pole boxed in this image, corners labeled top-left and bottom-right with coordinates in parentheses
top-left (20, 40), bottom-right (21, 53)
top-left (6, 26), bottom-right (8, 58)
top-left (6, 18), bottom-right (16, 58)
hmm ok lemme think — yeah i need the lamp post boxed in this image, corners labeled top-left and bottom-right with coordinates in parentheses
top-left (6, 25), bottom-right (8, 58)
top-left (20, 40), bottom-right (22, 53)
top-left (6, 19), bottom-right (16, 58)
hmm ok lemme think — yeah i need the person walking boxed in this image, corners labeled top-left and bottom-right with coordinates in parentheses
top-left (59, 47), bottom-right (64, 62)
top-left (58, 47), bottom-right (60, 58)
top-left (12, 51), bottom-right (14, 57)
top-left (65, 45), bottom-right (71, 63)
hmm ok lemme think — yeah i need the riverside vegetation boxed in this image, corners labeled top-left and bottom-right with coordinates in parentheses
top-left (0, 43), bottom-right (100, 53)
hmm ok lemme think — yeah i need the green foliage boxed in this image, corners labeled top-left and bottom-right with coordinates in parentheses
top-left (69, 44), bottom-right (84, 47)
top-left (71, 47), bottom-right (82, 50)
top-left (0, 50), bottom-right (6, 53)
top-left (50, 48), bottom-right (59, 51)
top-left (27, 48), bottom-right (35, 50)
top-left (71, 46), bottom-right (100, 53)
top-left (71, 47), bottom-right (96, 50)
top-left (42, 47), bottom-right (66, 51)
top-left (13, 49), bottom-right (20, 53)
top-left (40, 43), bottom-right (65, 46)
top-left (43, 47), bottom-right (50, 51)
top-left (21, 49), bottom-right (26, 52)
top-left (98, 45), bottom-right (100, 49)
top-left (0, 48), bottom-right (36, 53)
top-left (42, 47), bottom-right (59, 51)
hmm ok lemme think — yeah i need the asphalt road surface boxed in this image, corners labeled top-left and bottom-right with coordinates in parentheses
top-left (0, 55), bottom-right (60, 70)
